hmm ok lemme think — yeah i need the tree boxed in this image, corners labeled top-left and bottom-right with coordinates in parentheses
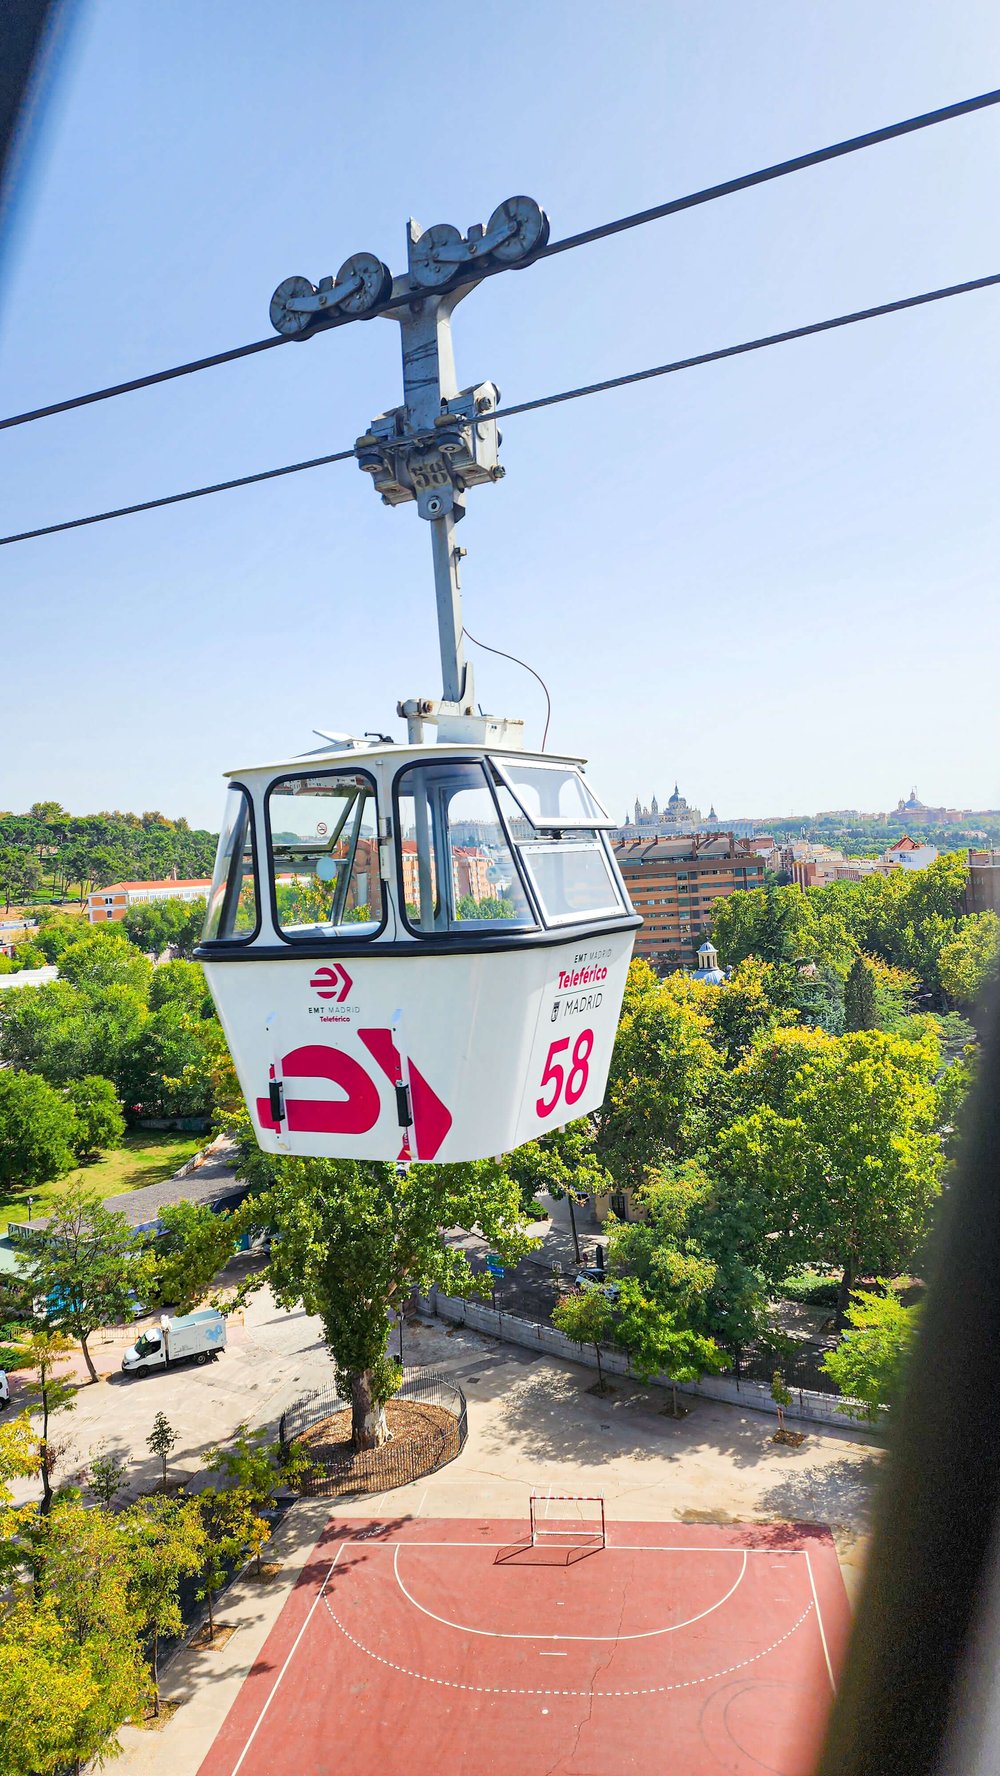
top-left (18, 1181), bottom-right (153, 1383)
top-left (146, 1411), bottom-right (177, 1488)
top-left (596, 961), bottom-right (720, 1187)
top-left (56, 929), bottom-right (152, 996)
top-left (844, 956), bottom-right (878, 1032)
top-left (0, 850), bottom-right (40, 913)
top-left (552, 1286), bottom-right (615, 1393)
top-left (87, 1447), bottom-right (129, 1509)
top-left (148, 958), bottom-right (212, 1018)
top-left (120, 1495), bottom-right (204, 1712)
top-left (937, 912), bottom-right (1000, 1009)
top-left (116, 1001), bottom-right (218, 1119)
top-left (249, 1151), bottom-right (535, 1449)
top-left (820, 1285), bottom-right (920, 1422)
top-left (771, 1370), bottom-right (792, 1435)
top-left (17, 1331), bottom-right (75, 1513)
top-left (0, 1597), bottom-right (101, 1776)
top-left (198, 1485), bottom-right (264, 1640)
top-left (36, 1496), bottom-right (152, 1758)
top-left (707, 957), bottom-right (795, 1062)
top-left (204, 1423), bottom-right (294, 1575)
top-left (606, 1158), bottom-right (768, 1357)
top-left (0, 1070), bottom-right (78, 1190)
top-left (612, 1276), bottom-right (724, 1414)
top-left (715, 1025), bottom-right (943, 1323)
top-left (63, 1075), bottom-right (125, 1160)
top-left (151, 1199), bottom-right (235, 1313)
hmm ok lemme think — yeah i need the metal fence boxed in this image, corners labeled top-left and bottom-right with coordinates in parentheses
top-left (279, 1369), bottom-right (468, 1497)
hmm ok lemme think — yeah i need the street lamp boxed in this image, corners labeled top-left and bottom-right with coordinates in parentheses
top-left (26, 1195), bottom-right (33, 1225)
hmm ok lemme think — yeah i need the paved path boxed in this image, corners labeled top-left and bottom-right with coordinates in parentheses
top-left (104, 1305), bottom-right (882, 1776)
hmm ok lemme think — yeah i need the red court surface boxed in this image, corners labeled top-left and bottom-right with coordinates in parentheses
top-left (198, 1515), bottom-right (851, 1776)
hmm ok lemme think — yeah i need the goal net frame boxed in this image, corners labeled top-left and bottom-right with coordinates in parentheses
top-left (529, 1493), bottom-right (607, 1549)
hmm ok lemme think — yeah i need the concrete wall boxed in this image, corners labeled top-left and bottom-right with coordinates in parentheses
top-left (419, 1288), bottom-right (875, 1431)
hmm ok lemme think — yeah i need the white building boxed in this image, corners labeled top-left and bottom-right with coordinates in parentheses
top-left (86, 879), bottom-right (211, 924)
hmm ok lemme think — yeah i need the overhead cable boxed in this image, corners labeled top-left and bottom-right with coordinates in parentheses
top-left (0, 445), bottom-right (354, 545)
top-left (1, 85), bottom-right (998, 435)
top-left (490, 270), bottom-right (1000, 421)
top-left (1, 269), bottom-right (996, 548)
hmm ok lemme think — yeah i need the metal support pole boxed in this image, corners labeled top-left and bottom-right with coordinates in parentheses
top-left (428, 508), bottom-right (467, 705)
top-left (393, 275), bottom-right (475, 710)
top-left (567, 1191), bottom-right (582, 1265)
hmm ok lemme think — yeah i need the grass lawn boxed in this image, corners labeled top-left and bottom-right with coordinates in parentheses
top-left (0, 1131), bottom-right (204, 1232)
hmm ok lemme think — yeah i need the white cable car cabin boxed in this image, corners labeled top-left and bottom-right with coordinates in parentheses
top-left (197, 742), bottom-right (639, 1164)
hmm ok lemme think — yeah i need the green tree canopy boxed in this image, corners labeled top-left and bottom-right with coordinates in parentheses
top-left (0, 1071), bottom-right (77, 1190)
top-left (18, 1181), bottom-right (153, 1383)
top-left (244, 1152), bottom-right (535, 1448)
top-left (64, 1075), bottom-right (125, 1159)
top-left (820, 1284), bottom-right (920, 1422)
top-left (937, 911), bottom-right (1000, 1008)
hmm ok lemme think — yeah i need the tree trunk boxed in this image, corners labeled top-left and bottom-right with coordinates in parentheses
top-left (206, 1586), bottom-right (215, 1641)
top-left (350, 1370), bottom-right (389, 1450)
top-left (79, 1331), bottom-right (98, 1385)
top-left (836, 1260), bottom-right (854, 1332)
top-left (671, 1381), bottom-right (678, 1416)
top-left (151, 1629), bottom-right (160, 1717)
top-left (594, 1343), bottom-right (604, 1393)
top-left (40, 1391), bottom-right (52, 1515)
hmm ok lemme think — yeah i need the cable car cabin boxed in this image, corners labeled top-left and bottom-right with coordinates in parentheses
top-left (196, 742), bottom-right (640, 1164)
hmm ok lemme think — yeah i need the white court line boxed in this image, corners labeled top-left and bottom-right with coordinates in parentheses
top-left (229, 1543), bottom-right (344, 1776)
top-left (805, 1549), bottom-right (837, 1695)
top-left (391, 1543), bottom-right (748, 1641)
top-left (415, 1487), bottom-right (429, 1518)
top-left (348, 1536), bottom-right (794, 1552)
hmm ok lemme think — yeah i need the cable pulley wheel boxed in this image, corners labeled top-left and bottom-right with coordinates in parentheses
top-left (270, 276), bottom-right (317, 336)
top-left (487, 196), bottom-right (550, 264)
top-left (336, 252), bottom-right (393, 316)
top-left (409, 223), bottom-right (464, 289)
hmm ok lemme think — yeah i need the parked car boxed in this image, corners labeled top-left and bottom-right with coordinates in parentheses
top-left (574, 1270), bottom-right (620, 1302)
top-left (0, 1371), bottom-right (8, 1410)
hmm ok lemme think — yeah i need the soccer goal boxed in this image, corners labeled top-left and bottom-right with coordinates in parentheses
top-left (529, 1493), bottom-right (607, 1550)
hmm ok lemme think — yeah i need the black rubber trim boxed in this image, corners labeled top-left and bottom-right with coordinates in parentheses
top-left (204, 781), bottom-right (262, 946)
top-left (264, 763), bottom-right (388, 947)
top-left (392, 754), bottom-right (542, 940)
top-left (195, 913), bottom-right (641, 963)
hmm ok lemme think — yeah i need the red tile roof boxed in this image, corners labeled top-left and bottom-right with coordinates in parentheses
top-left (88, 879), bottom-right (211, 896)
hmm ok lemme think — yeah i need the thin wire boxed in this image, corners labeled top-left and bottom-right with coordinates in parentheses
top-left (2, 86), bottom-right (998, 434)
top-left (0, 446), bottom-right (354, 545)
top-left (463, 626), bottom-right (552, 750)
top-left (490, 270), bottom-right (1000, 421)
top-left (1, 269), bottom-right (996, 548)
top-left (534, 86), bottom-right (1000, 264)
top-left (0, 334), bottom-right (291, 432)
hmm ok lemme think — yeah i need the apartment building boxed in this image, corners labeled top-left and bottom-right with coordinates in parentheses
top-left (612, 833), bottom-right (766, 970)
top-left (965, 849), bottom-right (1000, 916)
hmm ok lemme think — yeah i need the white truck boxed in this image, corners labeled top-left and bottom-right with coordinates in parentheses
top-left (122, 1309), bottom-right (226, 1377)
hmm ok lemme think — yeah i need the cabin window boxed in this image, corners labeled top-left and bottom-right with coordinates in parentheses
top-left (490, 760), bottom-right (614, 829)
top-left (203, 785), bottom-right (259, 941)
top-left (517, 837), bottom-right (625, 926)
top-left (267, 770), bottom-right (383, 941)
top-left (394, 760), bottom-right (535, 935)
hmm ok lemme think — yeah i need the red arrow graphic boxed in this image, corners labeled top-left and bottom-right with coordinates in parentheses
top-left (358, 1028), bottom-right (453, 1161)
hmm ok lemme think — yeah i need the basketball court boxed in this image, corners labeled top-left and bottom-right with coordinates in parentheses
top-left (198, 1498), bottom-right (850, 1776)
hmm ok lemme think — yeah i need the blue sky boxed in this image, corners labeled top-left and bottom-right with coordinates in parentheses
top-left (2, 1), bottom-right (999, 829)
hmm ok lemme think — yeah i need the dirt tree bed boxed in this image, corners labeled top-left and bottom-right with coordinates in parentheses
top-left (297, 1398), bottom-right (461, 1496)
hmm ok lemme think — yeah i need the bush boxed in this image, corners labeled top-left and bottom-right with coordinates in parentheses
top-left (777, 1269), bottom-right (841, 1307)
